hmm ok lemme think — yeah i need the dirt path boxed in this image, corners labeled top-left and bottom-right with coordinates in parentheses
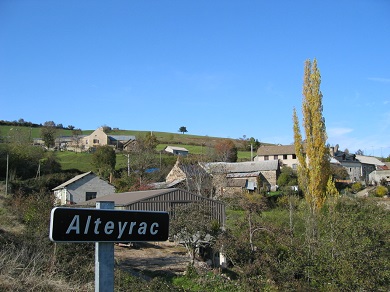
top-left (354, 186), bottom-right (375, 197)
top-left (114, 241), bottom-right (190, 278)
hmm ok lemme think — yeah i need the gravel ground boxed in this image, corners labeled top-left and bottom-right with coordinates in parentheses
top-left (114, 241), bottom-right (190, 278)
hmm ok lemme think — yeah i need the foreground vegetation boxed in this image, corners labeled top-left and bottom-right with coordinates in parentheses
top-left (1, 119), bottom-right (390, 290)
top-left (1, 181), bottom-right (389, 291)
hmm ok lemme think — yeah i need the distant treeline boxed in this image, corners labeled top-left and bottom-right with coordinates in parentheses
top-left (0, 119), bottom-right (41, 128)
top-left (0, 119), bottom-right (70, 129)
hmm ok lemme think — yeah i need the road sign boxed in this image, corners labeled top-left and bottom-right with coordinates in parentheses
top-left (49, 207), bottom-right (169, 242)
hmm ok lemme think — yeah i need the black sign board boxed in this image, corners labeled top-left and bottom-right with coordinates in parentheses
top-left (49, 207), bottom-right (169, 242)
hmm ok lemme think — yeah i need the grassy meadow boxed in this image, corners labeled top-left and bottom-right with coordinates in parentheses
top-left (1, 125), bottom-right (254, 172)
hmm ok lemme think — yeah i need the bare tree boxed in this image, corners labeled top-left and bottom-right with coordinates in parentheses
top-left (71, 128), bottom-right (83, 153)
top-left (170, 202), bottom-right (220, 265)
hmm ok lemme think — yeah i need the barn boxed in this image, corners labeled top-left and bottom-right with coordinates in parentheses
top-left (76, 188), bottom-right (226, 226)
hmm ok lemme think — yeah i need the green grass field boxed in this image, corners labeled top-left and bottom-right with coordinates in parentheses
top-left (2, 125), bottom-right (253, 172)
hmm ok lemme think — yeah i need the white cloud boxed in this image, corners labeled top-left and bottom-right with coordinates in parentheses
top-left (327, 127), bottom-right (353, 137)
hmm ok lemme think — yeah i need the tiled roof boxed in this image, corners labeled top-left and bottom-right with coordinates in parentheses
top-left (256, 144), bottom-right (296, 156)
top-left (109, 135), bottom-right (136, 142)
top-left (356, 155), bottom-right (385, 166)
top-left (202, 160), bottom-right (279, 174)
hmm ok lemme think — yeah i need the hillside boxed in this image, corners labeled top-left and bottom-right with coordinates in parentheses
top-left (0, 124), bottom-right (267, 165)
top-left (0, 124), bottom-right (265, 148)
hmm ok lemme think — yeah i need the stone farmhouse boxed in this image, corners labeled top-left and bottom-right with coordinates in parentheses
top-left (34, 127), bottom-right (136, 152)
top-left (80, 127), bottom-right (136, 151)
top-left (255, 143), bottom-right (387, 184)
top-left (202, 160), bottom-right (280, 196)
top-left (66, 127), bottom-right (136, 152)
top-left (254, 144), bottom-right (298, 169)
top-left (153, 159), bottom-right (280, 197)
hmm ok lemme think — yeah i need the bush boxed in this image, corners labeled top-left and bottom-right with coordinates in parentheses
top-left (351, 182), bottom-right (363, 193)
top-left (375, 185), bottom-right (388, 197)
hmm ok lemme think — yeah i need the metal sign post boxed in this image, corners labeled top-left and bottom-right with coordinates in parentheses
top-left (95, 201), bottom-right (114, 292)
top-left (49, 203), bottom-right (169, 292)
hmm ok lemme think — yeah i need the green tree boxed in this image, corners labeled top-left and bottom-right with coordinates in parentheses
top-left (178, 126), bottom-right (188, 134)
top-left (293, 59), bottom-right (330, 212)
top-left (277, 166), bottom-right (298, 187)
top-left (0, 143), bottom-right (45, 180)
top-left (125, 133), bottom-right (159, 187)
top-left (41, 121), bottom-right (57, 148)
top-left (141, 132), bottom-right (159, 150)
top-left (91, 145), bottom-right (116, 179)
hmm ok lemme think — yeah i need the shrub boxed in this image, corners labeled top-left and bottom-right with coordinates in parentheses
top-left (375, 185), bottom-right (388, 197)
top-left (351, 182), bottom-right (363, 193)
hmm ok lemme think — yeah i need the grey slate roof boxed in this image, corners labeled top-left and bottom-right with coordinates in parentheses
top-left (202, 160), bottom-right (279, 174)
top-left (226, 171), bottom-right (261, 178)
top-left (356, 155), bottom-right (385, 166)
top-left (52, 172), bottom-right (92, 190)
top-left (109, 135), bottom-right (136, 142)
top-left (256, 144), bottom-right (296, 156)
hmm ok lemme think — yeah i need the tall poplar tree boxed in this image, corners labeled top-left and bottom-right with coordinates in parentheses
top-left (293, 59), bottom-right (330, 212)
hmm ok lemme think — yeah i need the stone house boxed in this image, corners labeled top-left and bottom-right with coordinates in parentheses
top-left (356, 155), bottom-right (386, 182)
top-left (152, 158), bottom-right (212, 196)
top-left (254, 144), bottom-right (299, 169)
top-left (52, 171), bottom-right (115, 205)
top-left (331, 145), bottom-right (386, 183)
top-left (332, 150), bottom-right (361, 182)
top-left (152, 159), bottom-right (279, 197)
top-left (79, 127), bottom-right (135, 151)
top-left (201, 160), bottom-right (280, 196)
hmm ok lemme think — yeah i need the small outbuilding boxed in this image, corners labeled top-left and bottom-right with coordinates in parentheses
top-left (369, 170), bottom-right (390, 186)
top-left (53, 171), bottom-right (115, 205)
top-left (164, 146), bottom-right (189, 156)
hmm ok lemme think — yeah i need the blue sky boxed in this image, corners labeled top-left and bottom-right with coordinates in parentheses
top-left (1, 1), bottom-right (389, 157)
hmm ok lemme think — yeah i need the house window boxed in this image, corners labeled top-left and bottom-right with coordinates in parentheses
top-left (93, 139), bottom-right (99, 144)
top-left (292, 154), bottom-right (297, 159)
top-left (283, 154), bottom-right (287, 159)
top-left (86, 192), bottom-right (97, 201)
top-left (264, 155), bottom-right (269, 161)
top-left (292, 164), bottom-right (297, 170)
top-left (274, 155), bottom-right (278, 160)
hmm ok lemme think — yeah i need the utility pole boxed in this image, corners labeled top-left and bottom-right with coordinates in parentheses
top-left (5, 154), bottom-right (9, 196)
top-left (127, 153), bottom-right (130, 177)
